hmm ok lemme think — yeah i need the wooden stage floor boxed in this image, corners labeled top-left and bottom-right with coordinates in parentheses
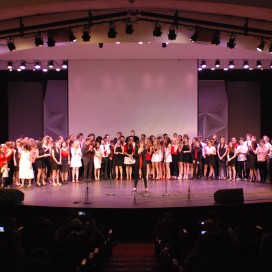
top-left (18, 179), bottom-right (272, 209)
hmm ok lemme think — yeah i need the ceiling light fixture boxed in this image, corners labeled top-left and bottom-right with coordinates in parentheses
top-left (7, 61), bottom-right (13, 70)
top-left (82, 27), bottom-right (91, 42)
top-left (243, 60), bottom-right (249, 69)
top-left (229, 60), bottom-right (235, 68)
top-left (211, 30), bottom-right (220, 46)
top-left (201, 60), bottom-right (207, 68)
top-left (7, 37), bottom-right (16, 52)
top-left (47, 31), bottom-right (56, 47)
top-left (68, 29), bottom-right (77, 42)
top-left (20, 61), bottom-right (26, 70)
top-left (257, 38), bottom-right (265, 52)
top-left (215, 59), bottom-right (220, 68)
top-left (35, 61), bottom-right (41, 69)
top-left (256, 59), bottom-right (262, 68)
top-left (168, 27), bottom-right (177, 40)
top-left (35, 33), bottom-right (44, 47)
top-left (125, 20), bottom-right (134, 34)
top-left (108, 22), bottom-right (117, 38)
top-left (227, 33), bottom-right (236, 49)
top-left (190, 28), bottom-right (198, 43)
top-left (48, 60), bottom-right (54, 69)
top-left (62, 60), bottom-right (68, 69)
top-left (153, 23), bottom-right (162, 37)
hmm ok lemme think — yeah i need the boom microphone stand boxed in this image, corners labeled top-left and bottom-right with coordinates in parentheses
top-left (84, 179), bottom-right (92, 204)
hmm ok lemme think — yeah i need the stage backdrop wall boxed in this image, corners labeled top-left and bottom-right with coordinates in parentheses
top-left (68, 59), bottom-right (198, 138)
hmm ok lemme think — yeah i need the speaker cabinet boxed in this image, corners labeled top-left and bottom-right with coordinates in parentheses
top-left (214, 188), bottom-right (244, 204)
top-left (0, 189), bottom-right (24, 204)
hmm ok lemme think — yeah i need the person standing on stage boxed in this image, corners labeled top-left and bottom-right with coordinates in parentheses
top-left (236, 137), bottom-right (248, 180)
top-left (70, 141), bottom-right (82, 183)
top-left (217, 136), bottom-right (228, 179)
top-left (126, 129), bottom-right (139, 143)
top-left (51, 141), bottom-right (62, 186)
top-left (182, 135), bottom-right (191, 180)
top-left (60, 141), bottom-right (70, 184)
top-left (94, 142), bottom-right (102, 181)
top-left (114, 140), bottom-right (124, 180)
top-left (81, 137), bottom-right (95, 182)
top-left (133, 141), bottom-right (148, 192)
top-left (100, 138), bottom-right (110, 180)
top-left (256, 139), bottom-right (269, 183)
top-left (191, 140), bottom-right (202, 179)
top-left (203, 139), bottom-right (216, 180)
top-left (227, 142), bottom-right (237, 181)
top-left (19, 143), bottom-right (34, 188)
top-left (124, 137), bottom-right (135, 180)
top-left (4, 141), bottom-right (15, 188)
top-left (163, 137), bottom-right (172, 180)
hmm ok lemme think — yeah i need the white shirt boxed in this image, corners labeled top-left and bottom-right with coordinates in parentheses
top-left (100, 144), bottom-right (110, 158)
top-left (236, 144), bottom-right (248, 161)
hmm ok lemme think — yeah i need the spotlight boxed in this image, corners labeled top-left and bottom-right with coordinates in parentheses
top-left (153, 23), bottom-right (162, 37)
top-left (47, 32), bottom-right (56, 47)
top-left (56, 68), bottom-right (60, 72)
top-left (7, 38), bottom-right (16, 52)
top-left (7, 61), bottom-right (13, 70)
top-left (48, 60), bottom-right (54, 69)
top-left (215, 59), bottom-right (220, 67)
top-left (257, 38), bottom-right (265, 52)
top-left (269, 43), bottom-right (272, 53)
top-left (243, 60), bottom-right (249, 69)
top-left (43, 68), bottom-right (48, 72)
top-left (201, 60), bottom-right (207, 68)
top-left (270, 61), bottom-right (272, 68)
top-left (229, 60), bottom-right (235, 69)
top-left (20, 61), bottom-right (26, 69)
top-left (256, 59), bottom-right (262, 68)
top-left (125, 21), bottom-right (134, 34)
top-left (68, 29), bottom-right (77, 42)
top-left (62, 60), bottom-right (68, 69)
top-left (99, 43), bottom-right (103, 48)
top-left (82, 29), bottom-right (91, 42)
top-left (162, 42), bottom-right (167, 48)
top-left (190, 28), bottom-right (198, 43)
top-left (108, 22), bottom-right (117, 39)
top-left (35, 33), bottom-right (44, 47)
top-left (227, 33), bottom-right (236, 49)
top-left (211, 30), bottom-right (220, 46)
top-left (168, 28), bottom-right (177, 40)
top-left (35, 61), bottom-right (41, 69)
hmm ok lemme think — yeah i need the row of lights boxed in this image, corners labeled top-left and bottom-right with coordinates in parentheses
top-left (6, 60), bottom-right (68, 72)
top-left (6, 20), bottom-right (272, 53)
top-left (199, 59), bottom-right (272, 71)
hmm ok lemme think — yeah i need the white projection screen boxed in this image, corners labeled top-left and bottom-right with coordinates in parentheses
top-left (69, 59), bottom-right (197, 138)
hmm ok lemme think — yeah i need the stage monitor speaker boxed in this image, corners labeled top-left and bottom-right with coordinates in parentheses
top-left (214, 188), bottom-right (244, 204)
top-left (0, 189), bottom-right (24, 204)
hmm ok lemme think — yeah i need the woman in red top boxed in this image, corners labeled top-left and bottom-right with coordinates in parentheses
top-left (61, 141), bottom-right (70, 184)
top-left (145, 138), bottom-right (153, 181)
top-left (0, 145), bottom-right (6, 187)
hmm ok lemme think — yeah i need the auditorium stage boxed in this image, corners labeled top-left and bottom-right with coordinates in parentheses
top-left (18, 179), bottom-right (272, 209)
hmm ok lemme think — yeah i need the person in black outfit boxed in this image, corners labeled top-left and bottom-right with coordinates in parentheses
top-left (191, 140), bottom-right (202, 179)
top-left (125, 129), bottom-right (139, 143)
top-left (132, 141), bottom-right (148, 192)
top-left (81, 137), bottom-right (95, 181)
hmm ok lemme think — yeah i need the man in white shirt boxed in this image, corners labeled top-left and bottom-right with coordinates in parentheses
top-left (236, 137), bottom-right (248, 180)
top-left (100, 138), bottom-right (110, 180)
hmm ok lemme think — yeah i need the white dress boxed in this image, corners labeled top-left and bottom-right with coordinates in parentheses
top-left (70, 147), bottom-right (82, 167)
top-left (19, 150), bottom-right (34, 179)
top-left (151, 150), bottom-right (161, 162)
top-left (164, 146), bottom-right (172, 163)
top-left (94, 150), bottom-right (102, 169)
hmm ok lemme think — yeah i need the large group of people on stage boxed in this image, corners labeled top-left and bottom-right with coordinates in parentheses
top-left (0, 130), bottom-right (272, 192)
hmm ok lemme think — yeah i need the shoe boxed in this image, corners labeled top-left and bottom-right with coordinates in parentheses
top-left (27, 185), bottom-right (31, 188)
top-left (145, 188), bottom-right (149, 192)
top-left (53, 183), bottom-right (57, 186)
top-left (76, 180), bottom-right (79, 183)
top-left (42, 182), bottom-right (46, 186)
top-left (19, 184), bottom-right (24, 188)
top-left (36, 182), bottom-right (41, 187)
top-left (132, 188), bottom-right (137, 192)
top-left (72, 180), bottom-right (75, 183)
top-left (57, 182), bottom-right (62, 186)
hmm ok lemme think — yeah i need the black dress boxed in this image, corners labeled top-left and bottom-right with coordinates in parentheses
top-left (36, 148), bottom-right (45, 169)
top-left (182, 144), bottom-right (192, 163)
top-left (247, 148), bottom-right (257, 169)
top-left (51, 148), bottom-right (60, 170)
top-left (228, 151), bottom-right (236, 166)
top-left (114, 146), bottom-right (124, 166)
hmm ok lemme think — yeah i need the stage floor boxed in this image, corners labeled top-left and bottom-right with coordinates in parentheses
top-left (17, 179), bottom-right (272, 209)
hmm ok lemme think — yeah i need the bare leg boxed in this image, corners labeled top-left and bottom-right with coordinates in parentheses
top-left (119, 166), bottom-right (123, 179)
